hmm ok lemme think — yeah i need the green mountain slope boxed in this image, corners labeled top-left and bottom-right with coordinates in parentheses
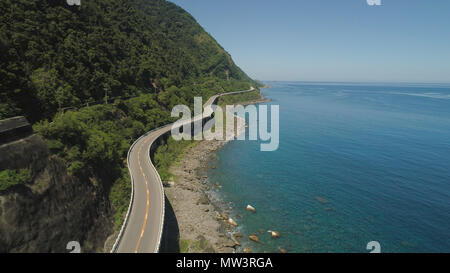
top-left (0, 0), bottom-right (256, 121)
top-left (0, 0), bottom-right (259, 252)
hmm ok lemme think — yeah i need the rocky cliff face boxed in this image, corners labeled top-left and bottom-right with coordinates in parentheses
top-left (0, 133), bottom-right (111, 252)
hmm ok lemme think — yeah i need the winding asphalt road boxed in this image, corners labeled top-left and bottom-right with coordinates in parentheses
top-left (115, 87), bottom-right (254, 253)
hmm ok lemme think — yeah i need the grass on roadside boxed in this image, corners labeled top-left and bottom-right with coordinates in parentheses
top-left (154, 136), bottom-right (199, 185)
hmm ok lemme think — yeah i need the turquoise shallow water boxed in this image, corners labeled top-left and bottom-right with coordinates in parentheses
top-left (206, 82), bottom-right (450, 253)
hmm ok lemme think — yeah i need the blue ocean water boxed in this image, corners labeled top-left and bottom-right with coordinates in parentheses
top-left (206, 82), bottom-right (450, 253)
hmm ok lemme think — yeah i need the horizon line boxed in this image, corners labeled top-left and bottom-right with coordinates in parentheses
top-left (258, 80), bottom-right (450, 86)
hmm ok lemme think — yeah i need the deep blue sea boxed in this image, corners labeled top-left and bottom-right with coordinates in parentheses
top-left (206, 81), bottom-right (450, 253)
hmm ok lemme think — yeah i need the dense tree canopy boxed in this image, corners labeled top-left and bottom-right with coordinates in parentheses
top-left (0, 0), bottom-right (256, 121)
top-left (0, 0), bottom-right (260, 229)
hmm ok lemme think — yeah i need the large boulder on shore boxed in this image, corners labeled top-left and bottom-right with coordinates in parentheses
top-left (228, 218), bottom-right (238, 227)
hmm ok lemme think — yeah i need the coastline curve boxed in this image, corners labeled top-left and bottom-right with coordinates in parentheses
top-left (111, 87), bottom-right (255, 253)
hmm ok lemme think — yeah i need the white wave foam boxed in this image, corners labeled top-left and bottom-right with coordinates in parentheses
top-left (393, 92), bottom-right (450, 100)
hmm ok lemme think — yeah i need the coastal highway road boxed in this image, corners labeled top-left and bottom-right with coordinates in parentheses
top-left (115, 87), bottom-right (254, 253)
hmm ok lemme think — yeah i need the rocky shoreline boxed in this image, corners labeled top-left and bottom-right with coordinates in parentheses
top-left (236, 93), bottom-right (271, 106)
top-left (165, 138), bottom-right (238, 252)
top-left (164, 94), bottom-right (270, 253)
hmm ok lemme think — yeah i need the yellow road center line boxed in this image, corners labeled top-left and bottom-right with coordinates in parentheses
top-left (134, 137), bottom-right (151, 253)
top-left (126, 90), bottom-right (250, 253)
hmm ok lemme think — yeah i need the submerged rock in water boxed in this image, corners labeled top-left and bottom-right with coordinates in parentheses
top-left (315, 196), bottom-right (329, 204)
top-left (268, 230), bottom-right (280, 238)
top-left (244, 247), bottom-right (252, 253)
top-left (249, 234), bottom-right (260, 243)
top-left (279, 248), bottom-right (287, 253)
top-left (246, 205), bottom-right (256, 213)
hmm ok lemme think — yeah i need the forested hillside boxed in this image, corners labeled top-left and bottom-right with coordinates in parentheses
top-left (0, 0), bottom-right (259, 252)
top-left (0, 0), bottom-right (256, 121)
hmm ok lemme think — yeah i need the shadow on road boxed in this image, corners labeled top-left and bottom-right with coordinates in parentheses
top-left (159, 194), bottom-right (180, 253)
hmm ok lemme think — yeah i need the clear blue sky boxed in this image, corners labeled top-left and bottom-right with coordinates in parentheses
top-left (169, 0), bottom-right (450, 83)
